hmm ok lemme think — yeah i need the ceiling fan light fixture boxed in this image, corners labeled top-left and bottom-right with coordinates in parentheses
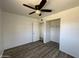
top-left (35, 10), bottom-right (41, 14)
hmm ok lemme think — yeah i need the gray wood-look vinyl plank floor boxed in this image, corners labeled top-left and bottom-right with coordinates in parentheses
top-left (2, 41), bottom-right (73, 58)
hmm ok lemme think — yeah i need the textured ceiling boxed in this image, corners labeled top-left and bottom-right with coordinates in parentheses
top-left (1, 0), bottom-right (79, 19)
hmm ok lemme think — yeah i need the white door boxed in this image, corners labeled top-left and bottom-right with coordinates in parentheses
top-left (32, 22), bottom-right (40, 42)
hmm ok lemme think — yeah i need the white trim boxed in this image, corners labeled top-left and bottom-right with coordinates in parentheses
top-left (60, 49), bottom-right (75, 58)
top-left (0, 51), bottom-right (4, 58)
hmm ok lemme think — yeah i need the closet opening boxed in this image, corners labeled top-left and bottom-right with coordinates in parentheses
top-left (45, 18), bottom-right (60, 45)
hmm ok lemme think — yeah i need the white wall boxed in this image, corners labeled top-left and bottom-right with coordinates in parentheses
top-left (50, 19), bottom-right (60, 43)
top-left (0, 9), bottom-right (3, 57)
top-left (2, 11), bottom-right (39, 49)
top-left (43, 22), bottom-right (48, 43)
top-left (43, 6), bottom-right (79, 57)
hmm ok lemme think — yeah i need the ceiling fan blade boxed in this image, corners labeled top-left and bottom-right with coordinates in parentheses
top-left (23, 4), bottom-right (35, 10)
top-left (41, 9), bottom-right (52, 12)
top-left (38, 0), bottom-right (47, 10)
top-left (29, 11), bottom-right (35, 15)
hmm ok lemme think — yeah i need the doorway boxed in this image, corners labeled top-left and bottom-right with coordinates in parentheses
top-left (32, 22), bottom-right (40, 42)
top-left (39, 22), bottom-right (44, 42)
top-left (45, 19), bottom-right (60, 43)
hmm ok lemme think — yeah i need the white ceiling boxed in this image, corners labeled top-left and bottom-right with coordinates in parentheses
top-left (1, 0), bottom-right (79, 19)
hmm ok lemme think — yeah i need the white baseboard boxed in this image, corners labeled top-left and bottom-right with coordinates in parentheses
top-left (0, 51), bottom-right (4, 58)
top-left (60, 49), bottom-right (76, 58)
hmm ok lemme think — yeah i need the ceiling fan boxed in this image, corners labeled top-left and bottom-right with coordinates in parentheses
top-left (23, 0), bottom-right (52, 16)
